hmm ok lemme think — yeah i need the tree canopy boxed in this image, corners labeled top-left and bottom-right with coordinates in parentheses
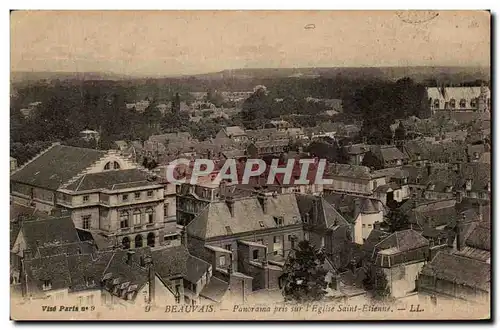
top-left (279, 240), bottom-right (329, 303)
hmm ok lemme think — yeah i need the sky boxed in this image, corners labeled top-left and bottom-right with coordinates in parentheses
top-left (10, 10), bottom-right (491, 77)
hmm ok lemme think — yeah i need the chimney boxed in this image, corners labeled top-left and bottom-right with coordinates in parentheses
top-left (145, 255), bottom-right (155, 304)
top-left (455, 213), bottom-right (466, 251)
top-left (226, 196), bottom-right (235, 217)
top-left (257, 192), bottom-right (268, 214)
top-left (181, 227), bottom-right (188, 246)
top-left (354, 199), bottom-right (362, 217)
top-left (126, 250), bottom-right (135, 265)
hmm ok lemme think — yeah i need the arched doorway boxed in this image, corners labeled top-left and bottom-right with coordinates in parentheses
top-left (135, 235), bottom-right (143, 248)
top-left (147, 232), bottom-right (155, 247)
top-left (122, 237), bottom-right (130, 249)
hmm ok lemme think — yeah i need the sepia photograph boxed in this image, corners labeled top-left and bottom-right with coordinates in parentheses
top-left (9, 10), bottom-right (491, 321)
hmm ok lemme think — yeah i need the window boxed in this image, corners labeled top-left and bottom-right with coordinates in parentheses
top-left (257, 239), bottom-right (264, 246)
top-left (449, 99), bottom-right (456, 108)
top-left (42, 280), bottom-right (52, 291)
top-left (113, 161), bottom-right (120, 170)
top-left (362, 224), bottom-right (366, 228)
top-left (146, 208), bottom-right (154, 224)
top-left (258, 221), bottom-right (265, 228)
top-left (122, 194), bottom-right (129, 202)
top-left (134, 192), bottom-right (141, 199)
top-left (304, 232), bottom-right (309, 241)
top-left (273, 236), bottom-right (280, 244)
top-left (252, 249), bottom-right (259, 260)
top-left (225, 226), bottom-right (233, 235)
top-left (120, 211), bottom-right (129, 229)
top-left (133, 210), bottom-right (141, 226)
top-left (274, 216), bottom-right (284, 226)
top-left (368, 224), bottom-right (373, 228)
top-left (82, 215), bottom-right (91, 230)
top-left (433, 99), bottom-right (440, 108)
top-left (135, 235), bottom-right (143, 248)
top-left (321, 237), bottom-right (325, 248)
top-left (122, 237), bottom-right (130, 249)
top-left (459, 99), bottom-right (467, 108)
top-left (104, 162), bottom-right (111, 170)
top-left (147, 190), bottom-right (154, 198)
top-left (82, 195), bottom-right (89, 203)
top-left (303, 213), bottom-right (309, 223)
top-left (471, 98), bottom-right (478, 108)
top-left (224, 244), bottom-right (232, 252)
top-left (147, 232), bottom-right (155, 247)
top-left (219, 255), bottom-right (226, 266)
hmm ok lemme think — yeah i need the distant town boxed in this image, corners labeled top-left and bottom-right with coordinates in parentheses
top-left (10, 69), bottom-right (491, 311)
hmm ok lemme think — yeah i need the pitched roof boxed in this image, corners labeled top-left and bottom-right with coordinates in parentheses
top-left (465, 223), bottom-right (490, 251)
top-left (149, 132), bottom-right (192, 144)
top-left (37, 241), bottom-right (95, 258)
top-left (64, 168), bottom-right (156, 192)
top-left (370, 145), bottom-right (408, 162)
top-left (375, 229), bottom-right (429, 253)
top-left (224, 126), bottom-right (246, 137)
top-left (326, 163), bottom-right (372, 180)
top-left (421, 251), bottom-right (490, 291)
top-left (24, 254), bottom-right (72, 294)
top-left (295, 194), bottom-right (350, 229)
top-left (187, 193), bottom-right (301, 239)
top-left (20, 216), bottom-right (81, 252)
top-left (199, 276), bottom-right (229, 303)
top-left (10, 144), bottom-right (106, 190)
top-left (152, 246), bottom-right (210, 283)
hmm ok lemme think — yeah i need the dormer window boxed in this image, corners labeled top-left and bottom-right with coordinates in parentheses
top-left (258, 221), bottom-right (265, 228)
top-left (434, 100), bottom-right (440, 108)
top-left (42, 280), bottom-right (52, 291)
top-left (274, 216), bottom-right (284, 226)
top-left (471, 98), bottom-right (478, 108)
top-left (113, 161), bottom-right (120, 170)
top-left (303, 213), bottom-right (310, 223)
top-left (104, 162), bottom-right (111, 170)
top-left (459, 99), bottom-right (467, 108)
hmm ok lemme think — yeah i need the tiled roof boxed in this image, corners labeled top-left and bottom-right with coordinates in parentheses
top-left (187, 193), bottom-right (301, 239)
top-left (295, 194), bottom-right (350, 229)
top-left (37, 241), bottom-right (95, 258)
top-left (454, 246), bottom-right (490, 263)
top-left (421, 251), bottom-right (490, 291)
top-left (199, 276), bottom-right (229, 303)
top-left (152, 246), bottom-right (210, 284)
top-left (370, 145), bottom-right (408, 162)
top-left (64, 169), bottom-right (156, 192)
top-left (326, 163), bottom-right (372, 180)
top-left (21, 215), bottom-right (80, 252)
top-left (225, 126), bottom-right (246, 137)
top-left (149, 132), bottom-right (192, 144)
top-left (375, 229), bottom-right (429, 253)
top-left (10, 144), bottom-right (106, 190)
top-left (24, 254), bottom-right (72, 294)
top-left (465, 223), bottom-right (490, 251)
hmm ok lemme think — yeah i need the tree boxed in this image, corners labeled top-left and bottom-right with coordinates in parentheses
top-left (362, 267), bottom-right (390, 300)
top-left (279, 240), bottom-right (328, 303)
top-left (383, 207), bottom-right (410, 232)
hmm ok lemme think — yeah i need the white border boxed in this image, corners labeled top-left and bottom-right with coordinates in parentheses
top-left (1, 2), bottom-right (498, 330)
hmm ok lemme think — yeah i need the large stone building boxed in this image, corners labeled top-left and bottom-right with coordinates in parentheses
top-left (426, 86), bottom-right (491, 114)
top-left (10, 144), bottom-right (168, 249)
